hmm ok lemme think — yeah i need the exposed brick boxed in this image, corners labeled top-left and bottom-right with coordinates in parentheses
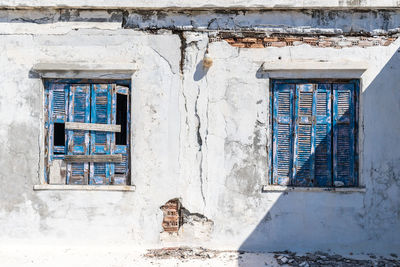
top-left (383, 40), bottom-right (393, 46)
top-left (224, 38), bottom-right (235, 44)
top-left (220, 35), bottom-right (397, 49)
top-left (161, 199), bottom-right (181, 233)
top-left (231, 42), bottom-right (246, 48)
top-left (250, 43), bottom-right (265, 48)
top-left (270, 41), bottom-right (286, 47)
top-left (264, 37), bottom-right (279, 42)
top-left (302, 37), bottom-right (318, 42)
top-left (285, 37), bottom-right (302, 42)
top-left (242, 37), bottom-right (257, 43)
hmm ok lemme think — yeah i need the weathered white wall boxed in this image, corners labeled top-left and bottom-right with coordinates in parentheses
top-left (0, 9), bottom-right (399, 255)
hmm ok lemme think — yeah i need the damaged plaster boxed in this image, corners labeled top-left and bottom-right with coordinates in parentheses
top-left (0, 3), bottom-right (399, 256)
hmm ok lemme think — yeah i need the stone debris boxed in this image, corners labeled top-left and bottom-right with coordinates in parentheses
top-left (145, 248), bottom-right (400, 266)
top-left (274, 251), bottom-right (400, 267)
top-left (144, 247), bottom-right (221, 260)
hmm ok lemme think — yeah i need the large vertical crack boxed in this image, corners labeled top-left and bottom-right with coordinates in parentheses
top-left (195, 85), bottom-right (206, 206)
top-left (177, 30), bottom-right (207, 208)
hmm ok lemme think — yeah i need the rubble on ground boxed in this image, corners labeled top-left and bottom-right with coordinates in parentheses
top-left (274, 251), bottom-right (400, 267)
top-left (144, 247), bottom-right (400, 266)
top-left (144, 247), bottom-right (221, 259)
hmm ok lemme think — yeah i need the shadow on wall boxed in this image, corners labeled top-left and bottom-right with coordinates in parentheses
top-left (238, 47), bottom-right (400, 257)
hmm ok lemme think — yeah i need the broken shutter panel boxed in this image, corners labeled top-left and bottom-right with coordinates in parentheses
top-left (48, 83), bottom-right (69, 157)
top-left (89, 84), bottom-right (115, 185)
top-left (50, 84), bottom-right (68, 121)
top-left (113, 86), bottom-right (130, 185)
top-left (293, 84), bottom-right (315, 186)
top-left (314, 84), bottom-right (332, 187)
top-left (66, 84), bottom-right (90, 185)
top-left (272, 83), bottom-right (294, 185)
top-left (333, 83), bottom-right (355, 186)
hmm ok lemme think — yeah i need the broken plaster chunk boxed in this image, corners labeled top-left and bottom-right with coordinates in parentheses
top-left (160, 199), bottom-right (214, 242)
top-left (280, 256), bottom-right (288, 263)
top-left (49, 159), bottom-right (66, 184)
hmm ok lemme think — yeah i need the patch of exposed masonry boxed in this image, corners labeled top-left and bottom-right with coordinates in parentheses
top-left (160, 199), bottom-right (213, 238)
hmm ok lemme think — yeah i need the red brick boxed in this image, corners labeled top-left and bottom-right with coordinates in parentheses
top-left (224, 38), bottom-right (235, 44)
top-left (231, 42), bottom-right (246, 48)
top-left (264, 37), bottom-right (279, 42)
top-left (270, 42), bottom-right (286, 47)
top-left (242, 37), bottom-right (257, 43)
top-left (249, 43), bottom-right (264, 48)
top-left (318, 41), bottom-right (334, 47)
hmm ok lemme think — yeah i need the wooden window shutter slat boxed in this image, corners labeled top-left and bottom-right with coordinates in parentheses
top-left (66, 84), bottom-right (90, 185)
top-left (293, 84), bottom-right (315, 186)
top-left (272, 83), bottom-right (294, 185)
top-left (114, 85), bottom-right (130, 185)
top-left (89, 84), bottom-right (115, 185)
top-left (48, 83), bottom-right (69, 160)
top-left (314, 84), bottom-right (333, 186)
top-left (333, 83), bottom-right (356, 186)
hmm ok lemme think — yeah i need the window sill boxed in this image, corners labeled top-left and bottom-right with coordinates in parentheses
top-left (33, 184), bottom-right (136, 192)
top-left (262, 185), bottom-right (366, 193)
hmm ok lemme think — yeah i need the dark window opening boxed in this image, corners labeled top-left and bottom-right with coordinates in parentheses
top-left (116, 94), bottom-right (127, 145)
top-left (54, 122), bottom-right (65, 149)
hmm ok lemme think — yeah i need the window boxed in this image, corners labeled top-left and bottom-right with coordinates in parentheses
top-left (270, 80), bottom-right (358, 187)
top-left (45, 81), bottom-right (130, 185)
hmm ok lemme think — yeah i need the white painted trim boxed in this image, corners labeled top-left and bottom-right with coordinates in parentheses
top-left (32, 63), bottom-right (137, 79)
top-left (33, 184), bottom-right (136, 191)
top-left (262, 185), bottom-right (366, 193)
top-left (262, 60), bottom-right (369, 72)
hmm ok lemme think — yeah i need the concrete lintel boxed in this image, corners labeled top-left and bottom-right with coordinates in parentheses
top-left (33, 184), bottom-right (136, 191)
top-left (1, 1), bottom-right (400, 10)
top-left (261, 60), bottom-right (369, 72)
top-left (32, 62), bottom-right (137, 79)
top-left (262, 185), bottom-right (366, 193)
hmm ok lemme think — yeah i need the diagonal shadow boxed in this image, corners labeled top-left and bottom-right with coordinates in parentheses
top-left (238, 47), bottom-right (400, 260)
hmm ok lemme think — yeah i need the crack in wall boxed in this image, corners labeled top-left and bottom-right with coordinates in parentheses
top-left (174, 30), bottom-right (186, 75)
top-left (151, 47), bottom-right (175, 74)
top-left (195, 85), bottom-right (206, 207)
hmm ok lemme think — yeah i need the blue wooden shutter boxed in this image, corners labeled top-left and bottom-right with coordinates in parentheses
top-left (314, 84), bottom-right (332, 186)
top-left (272, 83), bottom-right (294, 185)
top-left (48, 83), bottom-right (69, 158)
top-left (66, 84), bottom-right (90, 185)
top-left (333, 83), bottom-right (356, 186)
top-left (89, 84), bottom-right (115, 185)
top-left (114, 85), bottom-right (130, 185)
top-left (293, 84), bottom-right (315, 186)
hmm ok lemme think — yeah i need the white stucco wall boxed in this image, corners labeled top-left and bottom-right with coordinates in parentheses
top-left (0, 8), bottom-right (399, 255)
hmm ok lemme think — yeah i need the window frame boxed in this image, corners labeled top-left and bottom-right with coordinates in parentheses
top-left (268, 79), bottom-right (360, 188)
top-left (43, 78), bottom-right (132, 187)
